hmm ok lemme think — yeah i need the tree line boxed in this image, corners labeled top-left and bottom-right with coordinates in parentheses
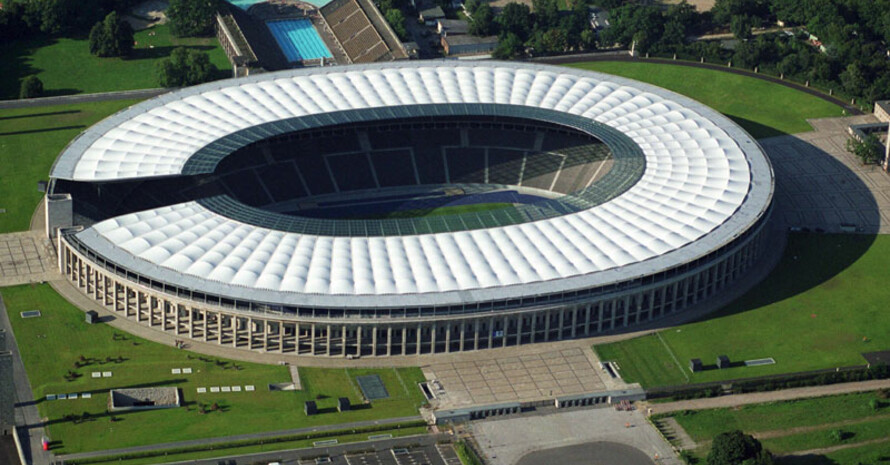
top-left (4, 0), bottom-right (220, 98)
top-left (601, 0), bottom-right (890, 106)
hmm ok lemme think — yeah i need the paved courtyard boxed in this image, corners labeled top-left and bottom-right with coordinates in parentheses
top-left (423, 344), bottom-right (630, 409)
top-left (471, 407), bottom-right (680, 465)
top-left (763, 115), bottom-right (890, 234)
top-left (0, 232), bottom-right (55, 286)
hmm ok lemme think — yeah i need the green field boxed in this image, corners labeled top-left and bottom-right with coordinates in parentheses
top-left (660, 391), bottom-right (890, 463)
top-left (0, 100), bottom-right (142, 233)
top-left (1, 24), bottom-right (230, 100)
top-left (1, 284), bottom-right (428, 454)
top-left (596, 234), bottom-right (889, 387)
top-left (360, 203), bottom-right (514, 219)
top-left (566, 61), bottom-right (843, 139)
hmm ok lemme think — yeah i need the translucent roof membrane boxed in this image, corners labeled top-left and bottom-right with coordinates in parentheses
top-left (55, 61), bottom-right (774, 306)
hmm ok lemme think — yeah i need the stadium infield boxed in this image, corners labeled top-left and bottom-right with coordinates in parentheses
top-left (566, 61), bottom-right (842, 139)
top-left (0, 283), bottom-right (427, 454)
top-left (595, 233), bottom-right (890, 388)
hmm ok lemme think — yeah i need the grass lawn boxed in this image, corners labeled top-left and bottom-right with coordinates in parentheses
top-left (565, 61), bottom-right (843, 139)
top-left (83, 426), bottom-right (429, 465)
top-left (361, 203), bottom-right (514, 219)
top-left (1, 284), bottom-right (428, 455)
top-left (1, 24), bottom-right (231, 100)
top-left (595, 233), bottom-right (890, 387)
top-left (666, 392), bottom-right (887, 444)
top-left (817, 439), bottom-right (890, 465)
top-left (0, 100), bottom-right (142, 233)
top-left (662, 392), bottom-right (890, 462)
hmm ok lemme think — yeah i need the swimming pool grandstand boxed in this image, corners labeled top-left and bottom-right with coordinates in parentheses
top-left (320, 0), bottom-right (408, 63)
top-left (46, 62), bottom-right (774, 357)
top-left (217, 0), bottom-right (402, 70)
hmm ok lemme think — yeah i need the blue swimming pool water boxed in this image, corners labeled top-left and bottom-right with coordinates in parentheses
top-left (227, 0), bottom-right (331, 9)
top-left (267, 19), bottom-right (333, 62)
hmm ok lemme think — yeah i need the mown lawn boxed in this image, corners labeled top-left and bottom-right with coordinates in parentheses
top-left (0, 100), bottom-right (141, 233)
top-left (1, 284), bottom-right (427, 455)
top-left (595, 234), bottom-right (889, 387)
top-left (662, 392), bottom-right (890, 463)
top-left (1, 24), bottom-right (230, 100)
top-left (566, 61), bottom-right (843, 139)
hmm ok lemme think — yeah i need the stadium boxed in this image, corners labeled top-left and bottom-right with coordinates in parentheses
top-left (45, 61), bottom-right (774, 357)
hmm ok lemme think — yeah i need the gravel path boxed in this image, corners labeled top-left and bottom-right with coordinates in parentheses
top-left (647, 379), bottom-right (890, 415)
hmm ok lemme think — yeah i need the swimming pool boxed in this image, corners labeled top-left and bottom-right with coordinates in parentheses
top-left (227, 0), bottom-right (332, 10)
top-left (267, 19), bottom-right (333, 62)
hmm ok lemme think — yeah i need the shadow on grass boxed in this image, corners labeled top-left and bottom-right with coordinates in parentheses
top-left (690, 136), bottom-right (880, 323)
top-left (131, 44), bottom-right (217, 60)
top-left (729, 115), bottom-right (789, 140)
top-left (0, 36), bottom-right (54, 100)
top-left (777, 455), bottom-right (838, 465)
top-left (0, 109), bottom-right (81, 120)
top-left (0, 125), bottom-right (85, 136)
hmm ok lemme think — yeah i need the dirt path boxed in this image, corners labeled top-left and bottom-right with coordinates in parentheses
top-left (781, 437), bottom-right (890, 457)
top-left (754, 413), bottom-right (890, 440)
top-left (646, 379), bottom-right (890, 415)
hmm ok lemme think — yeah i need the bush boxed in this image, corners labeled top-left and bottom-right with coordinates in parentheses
top-left (829, 429), bottom-right (844, 443)
top-left (19, 75), bottom-right (43, 99)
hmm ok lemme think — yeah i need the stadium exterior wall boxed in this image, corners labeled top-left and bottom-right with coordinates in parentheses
top-left (54, 207), bottom-right (771, 357)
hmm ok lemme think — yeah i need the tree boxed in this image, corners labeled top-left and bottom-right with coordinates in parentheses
top-left (19, 75), bottom-right (43, 99)
top-left (492, 32), bottom-right (524, 59)
top-left (497, 2), bottom-right (532, 41)
top-left (384, 9), bottom-right (407, 40)
top-left (532, 0), bottom-right (559, 31)
top-left (707, 430), bottom-right (773, 465)
top-left (469, 3), bottom-right (494, 36)
top-left (840, 62), bottom-right (867, 96)
top-left (156, 47), bottom-right (217, 87)
top-left (730, 14), bottom-right (753, 40)
top-left (463, 0), bottom-right (479, 15)
top-left (167, 0), bottom-right (218, 37)
top-left (845, 134), bottom-right (883, 165)
top-left (89, 11), bottom-right (134, 57)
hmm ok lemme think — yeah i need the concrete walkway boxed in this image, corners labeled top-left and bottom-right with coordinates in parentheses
top-left (0, 88), bottom-right (169, 110)
top-left (0, 297), bottom-right (54, 465)
top-left (646, 379), bottom-right (890, 415)
top-left (56, 415), bottom-right (423, 461)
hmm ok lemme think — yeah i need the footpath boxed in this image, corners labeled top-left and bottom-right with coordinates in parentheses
top-left (647, 378), bottom-right (890, 415)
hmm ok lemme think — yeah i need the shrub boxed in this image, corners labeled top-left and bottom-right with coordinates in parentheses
top-left (19, 75), bottom-right (43, 99)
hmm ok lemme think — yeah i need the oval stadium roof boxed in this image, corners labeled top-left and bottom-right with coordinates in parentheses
top-left (53, 61), bottom-right (774, 308)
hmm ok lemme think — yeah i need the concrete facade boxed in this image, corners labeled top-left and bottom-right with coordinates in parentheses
top-left (54, 208), bottom-right (770, 357)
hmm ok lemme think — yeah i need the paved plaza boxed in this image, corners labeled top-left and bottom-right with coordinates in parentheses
top-left (0, 231), bottom-right (54, 287)
top-left (763, 115), bottom-right (890, 234)
top-left (423, 344), bottom-right (631, 409)
top-left (471, 407), bottom-right (680, 465)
